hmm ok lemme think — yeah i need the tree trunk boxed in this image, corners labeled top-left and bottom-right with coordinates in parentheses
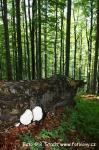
top-left (0, 46), bottom-right (2, 79)
top-left (16, 0), bottom-right (23, 80)
top-left (12, 1), bottom-right (18, 80)
top-left (2, 0), bottom-right (12, 80)
top-left (44, 0), bottom-right (48, 78)
top-left (54, 0), bottom-right (58, 75)
top-left (73, 9), bottom-right (78, 79)
top-left (31, 0), bottom-right (36, 79)
top-left (38, 0), bottom-right (42, 79)
top-left (98, 62), bottom-right (99, 94)
top-left (36, 2), bottom-right (39, 79)
top-left (24, 0), bottom-right (30, 80)
top-left (22, 16), bottom-right (27, 79)
top-left (60, 8), bottom-right (64, 75)
top-left (65, 0), bottom-right (72, 76)
top-left (0, 75), bottom-right (85, 131)
top-left (93, 0), bottom-right (99, 93)
top-left (79, 32), bottom-right (82, 80)
top-left (86, 0), bottom-right (93, 92)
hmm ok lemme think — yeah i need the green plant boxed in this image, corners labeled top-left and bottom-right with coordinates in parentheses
top-left (19, 133), bottom-right (44, 150)
top-left (39, 128), bottom-right (60, 139)
top-left (60, 98), bottom-right (99, 142)
top-left (73, 99), bottom-right (99, 140)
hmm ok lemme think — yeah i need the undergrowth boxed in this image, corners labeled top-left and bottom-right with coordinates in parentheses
top-left (19, 97), bottom-right (99, 150)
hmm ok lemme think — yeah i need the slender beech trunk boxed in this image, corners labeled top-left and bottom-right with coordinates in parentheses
top-left (2, 0), bottom-right (12, 80)
top-left (73, 9), bottom-right (78, 79)
top-left (60, 8), bottom-right (64, 75)
top-left (65, 0), bottom-right (72, 76)
top-left (79, 32), bottom-right (82, 80)
top-left (24, 0), bottom-right (30, 79)
top-left (38, 0), bottom-right (42, 79)
top-left (31, 0), bottom-right (36, 79)
top-left (23, 16), bottom-right (27, 79)
top-left (93, 0), bottom-right (99, 93)
top-left (98, 62), bottom-right (99, 94)
top-left (36, 2), bottom-right (39, 79)
top-left (44, 0), bottom-right (47, 78)
top-left (54, 0), bottom-right (58, 75)
top-left (86, 0), bottom-right (93, 92)
top-left (12, 1), bottom-right (17, 80)
top-left (16, 0), bottom-right (23, 80)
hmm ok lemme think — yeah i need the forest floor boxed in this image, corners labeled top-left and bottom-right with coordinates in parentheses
top-left (0, 95), bottom-right (99, 150)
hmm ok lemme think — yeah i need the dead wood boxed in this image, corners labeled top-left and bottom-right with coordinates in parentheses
top-left (0, 75), bottom-right (85, 130)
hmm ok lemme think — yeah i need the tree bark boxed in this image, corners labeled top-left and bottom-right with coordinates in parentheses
top-left (93, 0), bottom-right (99, 93)
top-left (2, 0), bottom-right (12, 80)
top-left (0, 75), bottom-right (85, 129)
top-left (16, 0), bottom-right (23, 80)
top-left (38, 0), bottom-right (42, 79)
top-left (31, 0), bottom-right (36, 79)
top-left (73, 9), bottom-right (78, 79)
top-left (79, 32), bottom-right (82, 80)
top-left (24, 0), bottom-right (30, 80)
top-left (44, 0), bottom-right (48, 78)
top-left (12, 1), bottom-right (18, 80)
top-left (98, 62), bottom-right (99, 94)
top-left (60, 8), bottom-right (64, 75)
top-left (65, 0), bottom-right (72, 76)
top-left (86, 0), bottom-right (93, 92)
top-left (54, 0), bottom-right (58, 75)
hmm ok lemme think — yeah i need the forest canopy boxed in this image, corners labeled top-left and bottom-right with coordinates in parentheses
top-left (0, 0), bottom-right (98, 94)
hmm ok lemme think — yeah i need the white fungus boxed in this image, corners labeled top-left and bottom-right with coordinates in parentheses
top-left (32, 106), bottom-right (43, 121)
top-left (20, 109), bottom-right (33, 125)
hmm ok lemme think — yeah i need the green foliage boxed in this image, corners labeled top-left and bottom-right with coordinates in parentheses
top-left (73, 99), bottom-right (99, 140)
top-left (19, 133), bottom-right (44, 150)
top-left (19, 132), bottom-right (71, 150)
top-left (0, 0), bottom-right (98, 88)
top-left (40, 126), bottom-right (67, 141)
top-left (40, 129), bottom-right (57, 138)
top-left (40, 98), bottom-right (99, 142)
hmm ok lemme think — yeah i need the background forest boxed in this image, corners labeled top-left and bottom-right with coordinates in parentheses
top-left (0, 0), bottom-right (99, 94)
